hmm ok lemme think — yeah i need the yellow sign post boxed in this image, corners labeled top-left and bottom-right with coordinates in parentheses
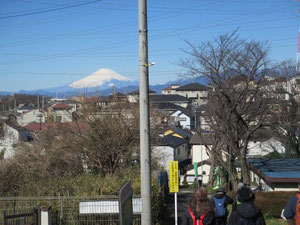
top-left (169, 161), bottom-right (179, 225)
top-left (169, 161), bottom-right (179, 193)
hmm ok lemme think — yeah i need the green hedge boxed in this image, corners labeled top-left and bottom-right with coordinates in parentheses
top-left (255, 191), bottom-right (297, 218)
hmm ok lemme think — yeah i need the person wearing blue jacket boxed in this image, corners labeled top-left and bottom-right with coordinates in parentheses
top-left (213, 186), bottom-right (233, 225)
top-left (283, 182), bottom-right (300, 225)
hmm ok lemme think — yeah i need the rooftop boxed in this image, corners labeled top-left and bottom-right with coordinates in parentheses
top-left (150, 94), bottom-right (190, 103)
top-left (52, 103), bottom-right (72, 110)
top-left (127, 89), bottom-right (156, 95)
top-left (189, 133), bottom-right (214, 145)
top-left (176, 83), bottom-right (208, 91)
top-left (166, 125), bottom-right (193, 139)
top-left (157, 135), bottom-right (188, 148)
top-left (248, 158), bottom-right (300, 183)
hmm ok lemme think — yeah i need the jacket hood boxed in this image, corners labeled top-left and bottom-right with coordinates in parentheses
top-left (214, 193), bottom-right (225, 199)
top-left (237, 203), bottom-right (262, 219)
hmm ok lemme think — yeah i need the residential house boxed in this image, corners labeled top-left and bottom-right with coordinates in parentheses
top-left (162, 84), bottom-right (180, 95)
top-left (127, 89), bottom-right (156, 103)
top-left (175, 83), bottom-right (209, 106)
top-left (186, 131), bottom-right (286, 185)
top-left (17, 104), bottom-right (37, 114)
top-left (249, 158), bottom-right (300, 191)
top-left (163, 125), bottom-right (193, 140)
top-left (17, 109), bottom-right (46, 126)
top-left (152, 102), bottom-right (195, 129)
top-left (195, 104), bottom-right (211, 132)
top-left (47, 102), bottom-right (76, 122)
top-left (150, 94), bottom-right (190, 108)
top-left (248, 137), bottom-right (285, 157)
top-left (153, 135), bottom-right (189, 172)
top-left (287, 74), bottom-right (300, 94)
top-left (170, 106), bottom-right (195, 130)
top-left (186, 133), bottom-right (213, 185)
top-left (261, 76), bottom-right (288, 93)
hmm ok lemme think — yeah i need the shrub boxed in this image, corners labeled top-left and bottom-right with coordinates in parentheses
top-left (255, 191), bottom-right (297, 218)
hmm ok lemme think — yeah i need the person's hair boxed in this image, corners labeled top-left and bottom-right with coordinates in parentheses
top-left (190, 187), bottom-right (213, 215)
top-left (237, 186), bottom-right (255, 203)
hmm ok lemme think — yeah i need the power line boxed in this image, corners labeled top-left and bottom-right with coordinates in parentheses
top-left (0, 0), bottom-right (103, 20)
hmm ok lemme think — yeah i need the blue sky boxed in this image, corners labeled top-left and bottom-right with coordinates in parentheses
top-left (0, 0), bottom-right (299, 92)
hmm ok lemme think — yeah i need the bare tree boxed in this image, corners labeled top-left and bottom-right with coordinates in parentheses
top-left (62, 101), bottom-right (141, 175)
top-left (269, 60), bottom-right (300, 158)
top-left (180, 30), bottom-right (271, 188)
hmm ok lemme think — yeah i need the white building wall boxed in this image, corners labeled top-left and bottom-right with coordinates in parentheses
top-left (153, 146), bottom-right (174, 172)
top-left (250, 171), bottom-right (299, 192)
top-left (18, 110), bottom-right (46, 126)
top-left (174, 143), bottom-right (189, 162)
top-left (52, 111), bottom-right (73, 122)
top-left (171, 111), bottom-right (191, 129)
top-left (0, 125), bottom-right (19, 159)
top-left (248, 138), bottom-right (285, 157)
top-left (186, 144), bottom-right (211, 184)
top-left (127, 95), bottom-right (138, 103)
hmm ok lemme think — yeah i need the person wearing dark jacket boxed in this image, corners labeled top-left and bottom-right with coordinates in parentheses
top-left (232, 182), bottom-right (246, 211)
top-left (283, 182), bottom-right (300, 225)
top-left (181, 187), bottom-right (215, 225)
top-left (213, 186), bottom-right (233, 225)
top-left (227, 186), bottom-right (266, 225)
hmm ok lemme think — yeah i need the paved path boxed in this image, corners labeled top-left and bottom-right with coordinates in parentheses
top-left (167, 188), bottom-right (193, 225)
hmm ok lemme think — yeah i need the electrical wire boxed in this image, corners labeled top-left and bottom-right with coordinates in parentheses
top-left (0, 0), bottom-right (103, 20)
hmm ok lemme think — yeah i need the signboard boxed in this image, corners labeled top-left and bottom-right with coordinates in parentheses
top-left (193, 162), bottom-right (198, 178)
top-left (169, 161), bottom-right (179, 193)
top-left (79, 198), bottom-right (141, 214)
top-left (118, 181), bottom-right (133, 225)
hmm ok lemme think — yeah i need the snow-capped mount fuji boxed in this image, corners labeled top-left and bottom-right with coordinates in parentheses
top-left (69, 68), bottom-right (138, 90)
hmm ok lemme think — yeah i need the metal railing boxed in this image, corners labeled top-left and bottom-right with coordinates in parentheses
top-left (3, 207), bottom-right (38, 225)
top-left (0, 196), bottom-right (141, 225)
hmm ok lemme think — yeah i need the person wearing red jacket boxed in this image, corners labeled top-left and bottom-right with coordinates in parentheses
top-left (181, 187), bottom-right (215, 225)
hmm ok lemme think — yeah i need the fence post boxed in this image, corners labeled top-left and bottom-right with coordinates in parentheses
top-left (3, 210), bottom-right (6, 225)
top-left (36, 203), bottom-right (41, 225)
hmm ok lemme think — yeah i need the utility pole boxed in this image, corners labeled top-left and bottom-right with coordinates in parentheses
top-left (37, 95), bottom-right (40, 111)
top-left (42, 95), bottom-right (45, 112)
top-left (138, 0), bottom-right (152, 224)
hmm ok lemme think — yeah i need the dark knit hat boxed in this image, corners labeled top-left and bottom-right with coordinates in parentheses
top-left (237, 186), bottom-right (254, 203)
top-left (216, 186), bottom-right (225, 194)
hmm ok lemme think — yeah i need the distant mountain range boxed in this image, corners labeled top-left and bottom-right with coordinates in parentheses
top-left (0, 68), bottom-right (206, 97)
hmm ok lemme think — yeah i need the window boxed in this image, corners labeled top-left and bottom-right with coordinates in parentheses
top-left (179, 117), bottom-right (187, 121)
top-left (55, 116), bottom-right (62, 122)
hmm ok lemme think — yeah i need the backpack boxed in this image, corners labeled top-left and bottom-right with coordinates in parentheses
top-left (213, 196), bottom-right (226, 217)
top-left (295, 194), bottom-right (300, 225)
top-left (187, 207), bottom-right (207, 225)
top-left (240, 217), bottom-right (255, 225)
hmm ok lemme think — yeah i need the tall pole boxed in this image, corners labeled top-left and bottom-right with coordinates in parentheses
top-left (138, 0), bottom-right (152, 224)
top-left (37, 95), bottom-right (40, 111)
